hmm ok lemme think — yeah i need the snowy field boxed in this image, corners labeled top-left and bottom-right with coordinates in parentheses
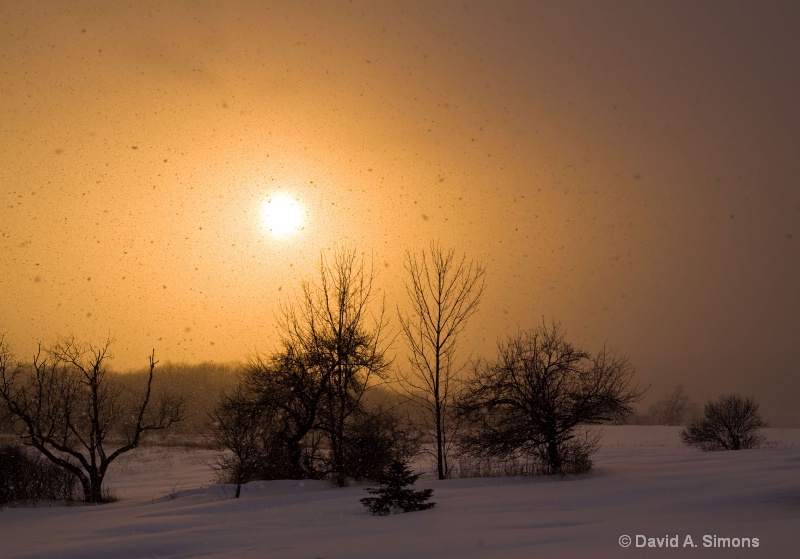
top-left (1, 426), bottom-right (799, 558)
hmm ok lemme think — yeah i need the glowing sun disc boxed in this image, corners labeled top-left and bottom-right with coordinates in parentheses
top-left (260, 194), bottom-right (305, 236)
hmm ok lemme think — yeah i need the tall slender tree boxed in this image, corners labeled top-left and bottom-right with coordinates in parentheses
top-left (399, 242), bottom-right (486, 479)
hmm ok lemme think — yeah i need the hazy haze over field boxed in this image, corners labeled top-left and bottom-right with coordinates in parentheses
top-left (1, 1), bottom-right (798, 424)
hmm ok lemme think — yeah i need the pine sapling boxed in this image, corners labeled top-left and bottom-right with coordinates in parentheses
top-left (360, 460), bottom-right (435, 515)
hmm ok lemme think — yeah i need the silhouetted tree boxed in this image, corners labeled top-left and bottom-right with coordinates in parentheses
top-left (360, 460), bottom-right (435, 515)
top-left (241, 349), bottom-right (327, 480)
top-left (0, 336), bottom-right (184, 503)
top-left (219, 350), bottom-right (418, 486)
top-left (458, 321), bottom-right (645, 475)
top-left (208, 385), bottom-right (292, 498)
top-left (343, 406), bottom-right (420, 481)
top-left (214, 247), bottom-right (414, 487)
top-left (399, 242), bottom-right (486, 479)
top-left (638, 384), bottom-right (699, 426)
top-left (276, 246), bottom-right (392, 486)
top-left (0, 406), bottom-right (12, 434)
top-left (680, 393), bottom-right (767, 451)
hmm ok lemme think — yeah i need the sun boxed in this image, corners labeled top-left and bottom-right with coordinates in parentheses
top-left (259, 193), bottom-right (305, 237)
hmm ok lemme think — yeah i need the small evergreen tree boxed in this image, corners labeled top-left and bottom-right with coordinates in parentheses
top-left (360, 460), bottom-right (435, 515)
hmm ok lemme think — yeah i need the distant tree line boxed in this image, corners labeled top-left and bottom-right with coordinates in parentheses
top-left (629, 385), bottom-right (701, 426)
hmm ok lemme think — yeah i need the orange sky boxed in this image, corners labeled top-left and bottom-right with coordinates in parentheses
top-left (2, 1), bottom-right (798, 424)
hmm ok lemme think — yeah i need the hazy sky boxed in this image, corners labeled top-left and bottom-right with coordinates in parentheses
top-left (2, 1), bottom-right (798, 424)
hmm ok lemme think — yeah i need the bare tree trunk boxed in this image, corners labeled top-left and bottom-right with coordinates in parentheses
top-left (399, 242), bottom-right (486, 480)
top-left (435, 394), bottom-right (445, 480)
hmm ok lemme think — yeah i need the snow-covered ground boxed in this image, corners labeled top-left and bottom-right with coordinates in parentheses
top-left (1, 426), bottom-right (798, 558)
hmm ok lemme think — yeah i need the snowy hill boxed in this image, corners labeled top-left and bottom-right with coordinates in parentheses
top-left (1, 426), bottom-right (798, 558)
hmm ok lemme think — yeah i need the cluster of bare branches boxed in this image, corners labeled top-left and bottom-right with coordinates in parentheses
top-left (681, 394), bottom-right (766, 451)
top-left (0, 336), bottom-right (184, 503)
top-left (282, 247), bottom-right (393, 486)
top-left (210, 247), bottom-right (417, 492)
top-left (393, 246), bottom-right (646, 478)
top-left (457, 321), bottom-right (645, 475)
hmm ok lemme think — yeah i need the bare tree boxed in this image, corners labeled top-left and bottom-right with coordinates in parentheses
top-left (210, 248), bottom-right (403, 488)
top-left (658, 385), bottom-right (690, 425)
top-left (680, 393), bottom-right (767, 451)
top-left (0, 336), bottom-right (184, 503)
top-left (239, 348), bottom-right (327, 480)
top-left (398, 242), bottom-right (485, 479)
top-left (639, 384), bottom-right (698, 426)
top-left (458, 321), bottom-right (646, 475)
top-left (216, 350), bottom-right (417, 488)
top-left (343, 405), bottom-right (421, 482)
top-left (279, 246), bottom-right (391, 486)
top-left (208, 384), bottom-right (291, 498)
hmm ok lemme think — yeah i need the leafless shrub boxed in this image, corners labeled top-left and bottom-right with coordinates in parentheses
top-left (344, 406), bottom-right (421, 482)
top-left (681, 393), bottom-right (767, 451)
top-left (0, 443), bottom-right (79, 507)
